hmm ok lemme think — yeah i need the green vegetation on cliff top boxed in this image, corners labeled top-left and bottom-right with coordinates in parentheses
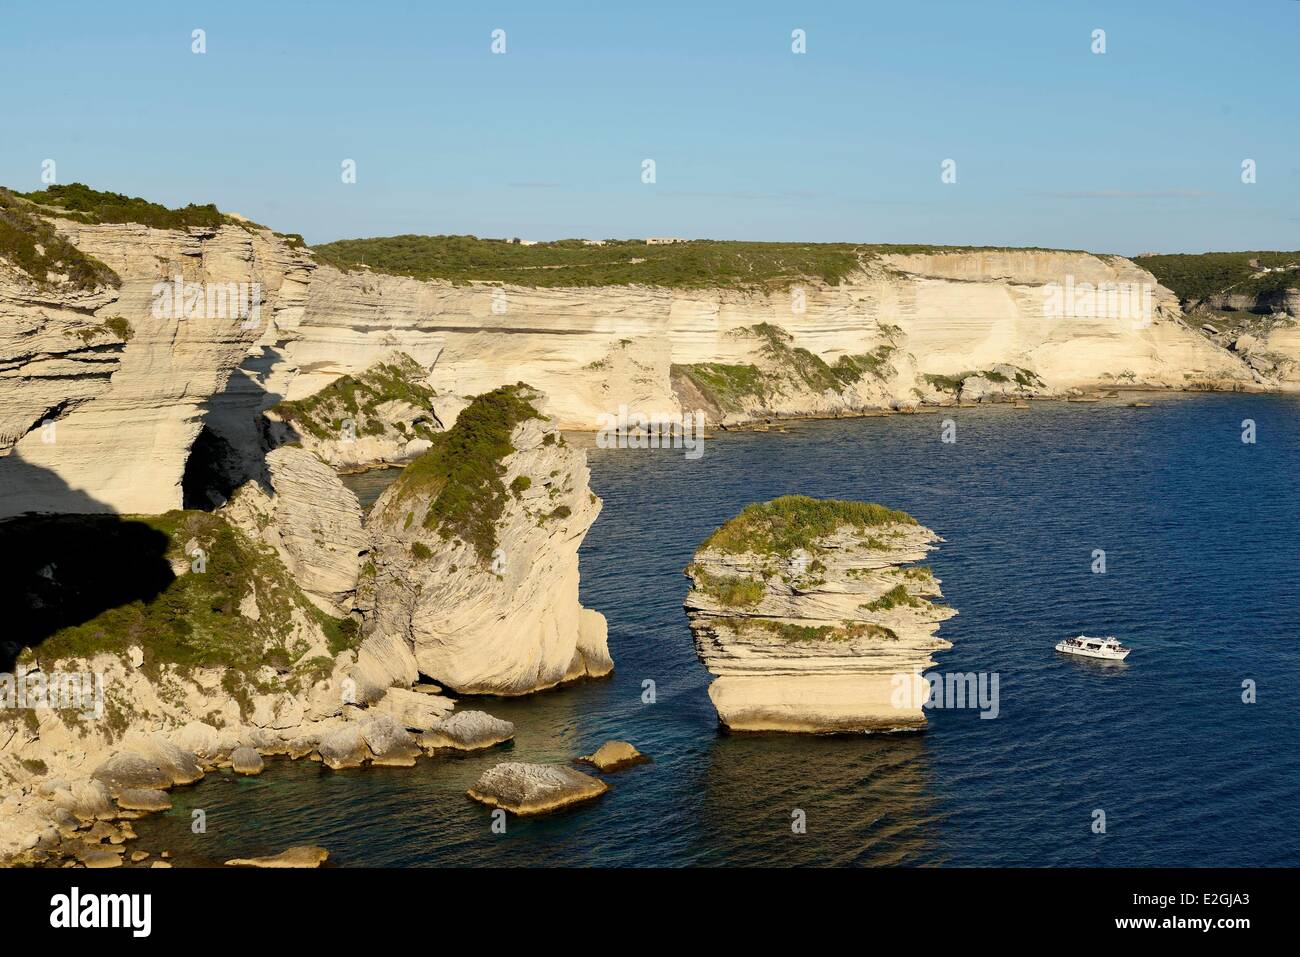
top-left (18, 183), bottom-right (230, 230)
top-left (8, 182), bottom-right (305, 246)
top-left (1137, 251), bottom-right (1300, 304)
top-left (390, 382), bottom-right (543, 563)
top-left (702, 495), bottom-right (917, 556)
top-left (311, 235), bottom-right (1097, 290)
top-left (0, 188), bottom-right (120, 291)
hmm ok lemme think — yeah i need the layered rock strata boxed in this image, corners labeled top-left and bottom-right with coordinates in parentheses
top-left (366, 384), bottom-right (612, 695)
top-left (684, 496), bottom-right (956, 733)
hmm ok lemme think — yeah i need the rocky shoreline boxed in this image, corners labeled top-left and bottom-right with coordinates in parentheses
top-left (0, 383), bottom-right (616, 865)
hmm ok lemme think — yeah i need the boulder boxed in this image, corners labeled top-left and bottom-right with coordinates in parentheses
top-left (372, 687), bottom-right (455, 731)
top-left (316, 725), bottom-right (369, 770)
top-left (52, 780), bottom-right (116, 822)
top-left (115, 789), bottom-right (172, 812)
top-left (417, 711), bottom-right (515, 752)
top-left (576, 740), bottom-right (649, 773)
top-left (467, 763), bottom-right (608, 816)
top-left (91, 753), bottom-right (172, 796)
top-left (123, 731), bottom-right (204, 784)
top-left (230, 747), bottom-right (264, 776)
top-left (172, 721), bottom-right (222, 761)
top-left (360, 713), bottom-right (420, 767)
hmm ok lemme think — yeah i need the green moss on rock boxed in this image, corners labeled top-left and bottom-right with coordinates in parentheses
top-left (701, 495), bottom-right (916, 556)
top-left (7, 511), bottom-right (351, 710)
top-left (387, 382), bottom-right (543, 563)
top-left (270, 353), bottom-right (437, 442)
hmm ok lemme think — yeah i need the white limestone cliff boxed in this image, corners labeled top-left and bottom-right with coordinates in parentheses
top-left (366, 385), bottom-right (612, 695)
top-left (5, 213), bottom-right (1291, 519)
top-left (0, 218), bottom-right (313, 518)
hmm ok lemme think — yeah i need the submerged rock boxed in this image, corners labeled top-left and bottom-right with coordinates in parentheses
top-left (684, 495), bottom-right (957, 733)
top-left (576, 740), bottom-right (649, 772)
top-left (417, 711), bottom-right (515, 752)
top-left (467, 762), bottom-right (608, 816)
top-left (225, 845), bottom-right (329, 869)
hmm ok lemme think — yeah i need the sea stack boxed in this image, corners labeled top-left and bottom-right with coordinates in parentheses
top-left (684, 496), bottom-right (956, 733)
top-left (366, 384), bottom-right (612, 695)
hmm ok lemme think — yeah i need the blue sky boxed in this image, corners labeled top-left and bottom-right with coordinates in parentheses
top-left (2, 0), bottom-right (1297, 253)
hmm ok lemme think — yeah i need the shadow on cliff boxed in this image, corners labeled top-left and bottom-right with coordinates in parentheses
top-left (0, 456), bottom-right (173, 671)
top-left (182, 345), bottom-right (285, 509)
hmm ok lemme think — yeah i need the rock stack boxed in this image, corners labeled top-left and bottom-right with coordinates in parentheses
top-left (684, 496), bottom-right (956, 733)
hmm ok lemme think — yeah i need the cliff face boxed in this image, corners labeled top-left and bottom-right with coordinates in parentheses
top-left (0, 218), bottom-right (314, 519)
top-left (366, 385), bottom-right (611, 695)
top-left (684, 497), bottom-right (955, 733)
top-left (2, 206), bottom-right (1291, 520)
top-left (265, 250), bottom-right (1259, 431)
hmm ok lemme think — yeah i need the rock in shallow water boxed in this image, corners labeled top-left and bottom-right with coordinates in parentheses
top-left (467, 762), bottom-right (608, 816)
top-left (230, 747), bottom-right (264, 776)
top-left (225, 845), bottom-right (329, 868)
top-left (418, 711), bottom-right (515, 752)
top-left (360, 713), bottom-right (421, 767)
top-left (91, 753), bottom-right (172, 795)
top-left (576, 740), bottom-right (649, 772)
top-left (115, 788), bottom-right (172, 812)
top-left (316, 725), bottom-right (369, 770)
top-left (123, 732), bottom-right (205, 785)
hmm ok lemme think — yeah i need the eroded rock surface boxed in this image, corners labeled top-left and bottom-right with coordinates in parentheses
top-left (467, 763), bottom-right (608, 816)
top-left (367, 385), bottom-right (611, 695)
top-left (685, 496), bottom-right (956, 733)
top-left (225, 845), bottom-right (329, 868)
top-left (576, 740), bottom-right (649, 772)
top-left (418, 711), bottom-right (515, 752)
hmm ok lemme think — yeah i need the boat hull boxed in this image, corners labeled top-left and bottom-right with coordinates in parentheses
top-left (1054, 642), bottom-right (1130, 661)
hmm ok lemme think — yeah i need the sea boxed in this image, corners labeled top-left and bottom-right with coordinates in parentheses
top-left (131, 393), bottom-right (1300, 866)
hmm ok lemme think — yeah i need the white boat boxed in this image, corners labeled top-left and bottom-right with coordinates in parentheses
top-left (1055, 634), bottom-right (1131, 661)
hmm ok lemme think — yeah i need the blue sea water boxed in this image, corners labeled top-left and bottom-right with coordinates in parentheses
top-left (132, 394), bottom-right (1300, 866)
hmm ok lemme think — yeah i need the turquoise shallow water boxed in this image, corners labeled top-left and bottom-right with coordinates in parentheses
top-left (132, 394), bottom-right (1300, 866)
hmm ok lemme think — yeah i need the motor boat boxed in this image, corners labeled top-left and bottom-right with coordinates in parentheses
top-left (1055, 634), bottom-right (1131, 661)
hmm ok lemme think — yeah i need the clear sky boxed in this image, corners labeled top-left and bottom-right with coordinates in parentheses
top-left (2, 0), bottom-right (1296, 254)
